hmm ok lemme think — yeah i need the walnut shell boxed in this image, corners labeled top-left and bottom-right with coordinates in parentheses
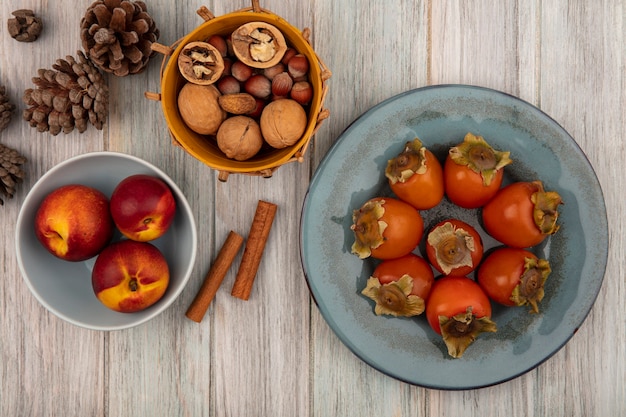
top-left (216, 116), bottom-right (263, 161)
top-left (260, 99), bottom-right (307, 149)
top-left (178, 41), bottom-right (225, 85)
top-left (177, 83), bottom-right (226, 135)
top-left (231, 22), bottom-right (288, 69)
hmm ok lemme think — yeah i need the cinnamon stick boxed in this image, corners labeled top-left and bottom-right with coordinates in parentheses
top-left (185, 230), bottom-right (244, 322)
top-left (231, 200), bottom-right (278, 300)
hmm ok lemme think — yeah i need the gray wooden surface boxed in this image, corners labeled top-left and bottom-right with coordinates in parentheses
top-left (1, 0), bottom-right (624, 416)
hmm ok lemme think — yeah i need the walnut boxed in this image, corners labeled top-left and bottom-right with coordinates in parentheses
top-left (260, 99), bottom-right (307, 149)
top-left (177, 83), bottom-right (226, 135)
top-left (178, 41), bottom-right (225, 85)
top-left (231, 22), bottom-right (287, 69)
top-left (216, 116), bottom-right (263, 161)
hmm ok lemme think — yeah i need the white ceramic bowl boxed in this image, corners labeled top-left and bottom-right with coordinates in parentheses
top-left (15, 151), bottom-right (198, 331)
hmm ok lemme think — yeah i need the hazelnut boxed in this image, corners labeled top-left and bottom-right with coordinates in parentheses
top-left (244, 74), bottom-right (271, 99)
top-left (231, 22), bottom-right (288, 68)
top-left (206, 34), bottom-right (228, 57)
top-left (290, 81), bottom-right (313, 105)
top-left (281, 48), bottom-right (297, 65)
top-left (248, 98), bottom-right (266, 118)
top-left (260, 99), bottom-right (307, 149)
top-left (178, 41), bottom-right (225, 85)
top-left (291, 75), bottom-right (308, 83)
top-left (222, 57), bottom-right (233, 75)
top-left (217, 116), bottom-right (263, 161)
top-left (287, 54), bottom-right (309, 79)
top-left (226, 38), bottom-right (235, 56)
top-left (231, 61), bottom-right (253, 82)
top-left (217, 75), bottom-right (241, 95)
top-left (177, 83), bottom-right (226, 135)
top-left (271, 72), bottom-right (293, 97)
top-left (263, 62), bottom-right (285, 80)
top-left (218, 93), bottom-right (257, 115)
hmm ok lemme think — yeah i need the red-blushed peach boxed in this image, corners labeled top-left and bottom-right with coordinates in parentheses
top-left (34, 184), bottom-right (114, 262)
top-left (110, 174), bottom-right (176, 242)
top-left (91, 239), bottom-right (170, 313)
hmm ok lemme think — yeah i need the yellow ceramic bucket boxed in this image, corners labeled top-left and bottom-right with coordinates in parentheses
top-left (149, 1), bottom-right (331, 181)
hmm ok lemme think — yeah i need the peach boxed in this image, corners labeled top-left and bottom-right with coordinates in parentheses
top-left (34, 184), bottom-right (114, 261)
top-left (92, 239), bottom-right (170, 313)
top-left (110, 174), bottom-right (176, 242)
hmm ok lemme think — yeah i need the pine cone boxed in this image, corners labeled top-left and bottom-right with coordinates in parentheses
top-left (7, 9), bottom-right (43, 42)
top-left (22, 51), bottom-right (109, 135)
top-left (80, 0), bottom-right (160, 77)
top-left (0, 85), bottom-right (15, 133)
top-left (0, 143), bottom-right (27, 205)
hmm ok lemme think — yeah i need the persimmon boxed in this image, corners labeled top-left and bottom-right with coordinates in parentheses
top-left (444, 133), bottom-right (512, 208)
top-left (425, 275), bottom-right (497, 358)
top-left (482, 180), bottom-right (562, 248)
top-left (361, 253), bottom-right (434, 317)
top-left (385, 137), bottom-right (444, 210)
top-left (351, 197), bottom-right (423, 260)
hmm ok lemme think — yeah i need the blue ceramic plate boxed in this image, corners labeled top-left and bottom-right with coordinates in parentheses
top-left (299, 85), bottom-right (608, 390)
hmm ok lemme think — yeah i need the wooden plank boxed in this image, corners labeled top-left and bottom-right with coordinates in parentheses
top-left (430, 0), bottom-right (531, 95)
top-left (426, 3), bottom-right (542, 416)
top-left (308, 1), bottom-right (431, 416)
top-left (104, 1), bottom-right (214, 415)
top-left (208, 0), bottom-right (314, 413)
top-left (0, 1), bottom-right (106, 416)
top-left (534, 1), bottom-right (625, 415)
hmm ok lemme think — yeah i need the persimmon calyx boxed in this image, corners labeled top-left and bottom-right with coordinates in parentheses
top-left (361, 275), bottom-right (425, 317)
top-left (439, 307), bottom-right (497, 358)
top-left (511, 257), bottom-right (551, 313)
top-left (448, 132), bottom-right (512, 186)
top-left (530, 180), bottom-right (563, 236)
top-left (351, 199), bottom-right (387, 259)
top-left (427, 222), bottom-right (475, 274)
top-left (385, 137), bottom-right (428, 184)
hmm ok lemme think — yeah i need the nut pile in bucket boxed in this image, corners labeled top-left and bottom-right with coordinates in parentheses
top-left (176, 22), bottom-right (312, 161)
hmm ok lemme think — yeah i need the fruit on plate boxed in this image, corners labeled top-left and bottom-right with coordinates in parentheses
top-left (34, 184), bottom-right (114, 261)
top-left (92, 239), bottom-right (170, 313)
top-left (444, 132), bottom-right (512, 208)
top-left (425, 219), bottom-right (484, 276)
top-left (425, 275), bottom-right (497, 358)
top-left (482, 180), bottom-right (562, 248)
top-left (361, 253), bottom-right (434, 317)
top-left (351, 197), bottom-right (424, 260)
top-left (110, 174), bottom-right (176, 242)
top-left (477, 247), bottom-right (551, 313)
top-left (385, 137), bottom-right (444, 210)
